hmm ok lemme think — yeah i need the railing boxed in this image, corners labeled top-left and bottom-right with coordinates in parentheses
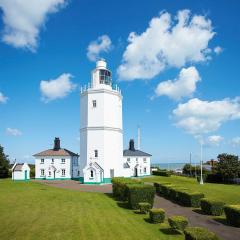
top-left (80, 83), bottom-right (121, 94)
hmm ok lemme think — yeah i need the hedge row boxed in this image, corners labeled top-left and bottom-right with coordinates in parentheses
top-left (184, 227), bottom-right (219, 240)
top-left (200, 198), bottom-right (225, 216)
top-left (127, 184), bottom-right (155, 209)
top-left (154, 182), bottom-right (204, 207)
top-left (224, 205), bottom-right (240, 227)
top-left (152, 170), bottom-right (171, 177)
top-left (112, 177), bottom-right (155, 209)
top-left (112, 177), bottom-right (143, 201)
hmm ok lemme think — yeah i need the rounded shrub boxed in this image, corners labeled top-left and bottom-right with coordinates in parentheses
top-left (138, 202), bottom-right (151, 214)
top-left (200, 198), bottom-right (225, 216)
top-left (168, 215), bottom-right (188, 231)
top-left (184, 227), bottom-right (219, 240)
top-left (224, 205), bottom-right (240, 227)
top-left (149, 208), bottom-right (165, 223)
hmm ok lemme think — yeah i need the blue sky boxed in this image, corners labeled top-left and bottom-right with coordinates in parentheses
top-left (0, 0), bottom-right (240, 164)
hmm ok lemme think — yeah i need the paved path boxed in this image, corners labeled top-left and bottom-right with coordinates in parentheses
top-left (35, 180), bottom-right (112, 193)
top-left (154, 195), bottom-right (240, 240)
top-left (36, 180), bottom-right (240, 240)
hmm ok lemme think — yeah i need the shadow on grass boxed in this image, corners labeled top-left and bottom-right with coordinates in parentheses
top-left (160, 228), bottom-right (182, 235)
top-left (117, 201), bottom-right (132, 210)
top-left (143, 218), bottom-right (153, 223)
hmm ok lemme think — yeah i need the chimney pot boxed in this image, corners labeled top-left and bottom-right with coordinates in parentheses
top-left (54, 137), bottom-right (60, 150)
top-left (129, 139), bottom-right (135, 151)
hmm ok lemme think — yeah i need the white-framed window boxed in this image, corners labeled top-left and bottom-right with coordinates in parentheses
top-left (92, 100), bottom-right (97, 108)
top-left (136, 158), bottom-right (138, 163)
top-left (110, 169), bottom-right (114, 178)
top-left (40, 159), bottom-right (44, 164)
top-left (127, 158), bottom-right (130, 162)
top-left (143, 158), bottom-right (147, 163)
top-left (90, 170), bottom-right (94, 178)
top-left (78, 171), bottom-right (80, 176)
top-left (61, 169), bottom-right (66, 176)
top-left (61, 158), bottom-right (65, 164)
top-left (51, 158), bottom-right (54, 164)
top-left (94, 150), bottom-right (98, 158)
top-left (49, 171), bottom-right (51, 176)
top-left (40, 169), bottom-right (45, 176)
top-left (144, 167), bottom-right (147, 174)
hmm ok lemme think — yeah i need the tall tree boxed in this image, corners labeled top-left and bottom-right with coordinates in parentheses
top-left (0, 145), bottom-right (10, 178)
top-left (217, 153), bottom-right (240, 182)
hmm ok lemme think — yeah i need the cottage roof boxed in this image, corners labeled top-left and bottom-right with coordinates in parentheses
top-left (33, 148), bottom-right (78, 157)
top-left (123, 139), bottom-right (152, 157)
top-left (33, 137), bottom-right (79, 157)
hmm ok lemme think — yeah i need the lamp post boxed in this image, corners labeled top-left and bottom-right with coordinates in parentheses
top-left (200, 142), bottom-right (204, 185)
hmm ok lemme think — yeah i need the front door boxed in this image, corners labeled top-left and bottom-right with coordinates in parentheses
top-left (134, 168), bottom-right (138, 177)
top-left (24, 170), bottom-right (27, 180)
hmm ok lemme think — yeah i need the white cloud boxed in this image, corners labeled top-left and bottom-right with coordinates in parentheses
top-left (231, 137), bottom-right (240, 147)
top-left (207, 135), bottom-right (224, 146)
top-left (87, 35), bottom-right (112, 61)
top-left (6, 128), bottom-right (22, 136)
top-left (214, 46), bottom-right (223, 55)
top-left (0, 0), bottom-right (67, 51)
top-left (155, 66), bottom-right (200, 100)
top-left (0, 92), bottom-right (8, 103)
top-left (173, 97), bottom-right (240, 135)
top-left (40, 73), bottom-right (76, 102)
top-left (117, 9), bottom-right (215, 81)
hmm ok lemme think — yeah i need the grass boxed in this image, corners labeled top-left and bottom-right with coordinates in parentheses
top-left (143, 175), bottom-right (240, 204)
top-left (0, 179), bottom-right (183, 240)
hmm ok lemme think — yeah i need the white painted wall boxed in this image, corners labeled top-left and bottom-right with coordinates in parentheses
top-left (35, 156), bottom-right (78, 179)
top-left (123, 156), bottom-right (151, 177)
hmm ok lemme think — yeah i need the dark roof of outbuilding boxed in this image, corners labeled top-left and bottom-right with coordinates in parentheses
top-left (33, 148), bottom-right (79, 157)
top-left (123, 149), bottom-right (152, 157)
top-left (13, 163), bottom-right (24, 171)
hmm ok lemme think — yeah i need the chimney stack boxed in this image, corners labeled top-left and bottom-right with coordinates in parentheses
top-left (53, 137), bottom-right (60, 150)
top-left (129, 139), bottom-right (135, 151)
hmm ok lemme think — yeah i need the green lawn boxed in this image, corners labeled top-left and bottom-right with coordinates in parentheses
top-left (143, 175), bottom-right (240, 204)
top-left (0, 180), bottom-right (182, 240)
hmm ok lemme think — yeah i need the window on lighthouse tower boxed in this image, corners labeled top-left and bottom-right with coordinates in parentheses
top-left (99, 69), bottom-right (112, 85)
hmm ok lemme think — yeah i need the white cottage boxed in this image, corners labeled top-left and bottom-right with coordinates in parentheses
top-left (34, 138), bottom-right (79, 180)
top-left (79, 59), bottom-right (151, 184)
top-left (11, 162), bottom-right (30, 180)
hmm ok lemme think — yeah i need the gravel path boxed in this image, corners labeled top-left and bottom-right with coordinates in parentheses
top-left (154, 195), bottom-right (240, 240)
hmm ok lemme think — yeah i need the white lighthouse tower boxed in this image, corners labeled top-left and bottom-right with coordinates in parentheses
top-left (80, 59), bottom-right (123, 184)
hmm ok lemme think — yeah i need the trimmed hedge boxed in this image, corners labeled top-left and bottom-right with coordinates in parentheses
top-left (168, 215), bottom-right (188, 231)
top-left (178, 191), bottom-right (204, 207)
top-left (154, 182), bottom-right (171, 195)
top-left (138, 202), bottom-right (151, 214)
top-left (112, 177), bottom-right (143, 201)
top-left (184, 227), bottom-right (219, 240)
top-left (224, 205), bottom-right (240, 227)
top-left (127, 184), bottom-right (155, 209)
top-left (152, 170), bottom-right (171, 177)
top-left (168, 186), bottom-right (188, 201)
top-left (200, 198), bottom-right (225, 216)
top-left (149, 208), bottom-right (165, 223)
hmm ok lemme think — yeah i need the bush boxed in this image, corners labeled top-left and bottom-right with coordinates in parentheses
top-left (168, 186), bottom-right (188, 201)
top-left (112, 177), bottom-right (142, 201)
top-left (161, 184), bottom-right (176, 198)
top-left (184, 227), bottom-right (219, 240)
top-left (205, 173), bottom-right (222, 183)
top-left (149, 208), bottom-right (165, 223)
top-left (127, 184), bottom-right (155, 209)
top-left (138, 202), bottom-right (151, 214)
top-left (154, 182), bottom-right (171, 195)
top-left (168, 215), bottom-right (188, 231)
top-left (152, 170), bottom-right (171, 177)
top-left (178, 191), bottom-right (204, 207)
top-left (200, 198), bottom-right (225, 216)
top-left (224, 205), bottom-right (240, 227)
top-left (196, 174), bottom-right (208, 183)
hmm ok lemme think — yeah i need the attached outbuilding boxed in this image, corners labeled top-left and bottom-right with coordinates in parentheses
top-left (11, 163), bottom-right (30, 181)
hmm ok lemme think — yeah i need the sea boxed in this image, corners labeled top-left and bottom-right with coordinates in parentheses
top-left (151, 163), bottom-right (186, 171)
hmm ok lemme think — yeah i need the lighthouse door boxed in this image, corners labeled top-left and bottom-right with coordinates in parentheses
top-left (134, 168), bottom-right (138, 177)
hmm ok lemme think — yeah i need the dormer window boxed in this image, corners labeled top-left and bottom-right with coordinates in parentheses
top-left (99, 69), bottom-right (112, 85)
